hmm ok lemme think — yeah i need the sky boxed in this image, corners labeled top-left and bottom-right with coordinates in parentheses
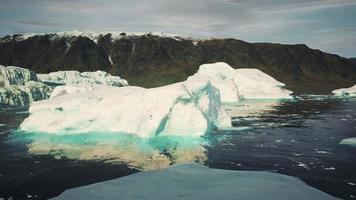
top-left (0, 0), bottom-right (355, 58)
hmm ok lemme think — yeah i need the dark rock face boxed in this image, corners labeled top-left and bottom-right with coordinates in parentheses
top-left (350, 58), bottom-right (356, 65)
top-left (1, 33), bottom-right (355, 94)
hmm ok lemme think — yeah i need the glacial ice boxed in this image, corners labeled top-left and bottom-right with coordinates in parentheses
top-left (20, 79), bottom-right (231, 137)
top-left (235, 68), bottom-right (293, 100)
top-left (332, 85), bottom-right (356, 97)
top-left (12, 131), bottom-right (207, 170)
top-left (0, 65), bottom-right (52, 107)
top-left (0, 65), bottom-right (37, 86)
top-left (188, 62), bottom-right (293, 102)
top-left (53, 163), bottom-right (339, 200)
top-left (37, 70), bottom-right (128, 87)
top-left (1, 65), bottom-right (129, 107)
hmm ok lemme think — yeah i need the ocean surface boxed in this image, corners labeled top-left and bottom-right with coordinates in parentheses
top-left (0, 97), bottom-right (356, 200)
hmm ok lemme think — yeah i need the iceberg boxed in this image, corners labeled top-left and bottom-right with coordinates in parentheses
top-left (20, 79), bottom-right (231, 137)
top-left (235, 68), bottom-right (293, 100)
top-left (332, 85), bottom-right (356, 97)
top-left (37, 70), bottom-right (128, 87)
top-left (188, 62), bottom-right (293, 102)
top-left (52, 163), bottom-right (339, 200)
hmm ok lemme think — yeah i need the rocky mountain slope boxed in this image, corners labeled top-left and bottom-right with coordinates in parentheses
top-left (1, 32), bottom-right (355, 93)
top-left (350, 58), bottom-right (356, 65)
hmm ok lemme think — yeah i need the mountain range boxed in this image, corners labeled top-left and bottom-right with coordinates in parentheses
top-left (0, 32), bottom-right (355, 94)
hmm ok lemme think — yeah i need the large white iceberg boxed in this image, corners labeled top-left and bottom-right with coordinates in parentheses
top-left (52, 163), bottom-right (339, 200)
top-left (0, 65), bottom-right (52, 107)
top-left (38, 70), bottom-right (128, 87)
top-left (332, 85), bottom-right (356, 97)
top-left (188, 62), bottom-right (293, 102)
top-left (20, 79), bottom-right (231, 137)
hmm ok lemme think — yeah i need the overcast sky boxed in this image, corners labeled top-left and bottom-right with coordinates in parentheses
top-left (0, 0), bottom-right (355, 57)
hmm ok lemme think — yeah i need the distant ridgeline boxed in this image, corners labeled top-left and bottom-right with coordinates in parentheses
top-left (1, 32), bottom-right (355, 94)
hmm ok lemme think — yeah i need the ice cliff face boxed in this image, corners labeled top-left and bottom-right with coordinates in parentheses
top-left (188, 62), bottom-right (293, 102)
top-left (37, 70), bottom-right (128, 86)
top-left (0, 65), bottom-right (37, 86)
top-left (0, 65), bottom-right (51, 107)
top-left (0, 65), bottom-right (128, 107)
top-left (20, 79), bottom-right (231, 137)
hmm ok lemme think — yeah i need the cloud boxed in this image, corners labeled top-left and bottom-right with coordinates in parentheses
top-left (0, 0), bottom-right (355, 57)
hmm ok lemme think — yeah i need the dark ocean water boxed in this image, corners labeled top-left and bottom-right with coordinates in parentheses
top-left (0, 97), bottom-right (356, 200)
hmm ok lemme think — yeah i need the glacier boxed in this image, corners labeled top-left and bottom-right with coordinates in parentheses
top-left (332, 84), bottom-right (356, 97)
top-left (20, 79), bottom-right (231, 137)
top-left (0, 65), bottom-right (129, 107)
top-left (37, 70), bottom-right (128, 87)
top-left (188, 62), bottom-right (293, 103)
top-left (52, 163), bottom-right (339, 200)
top-left (0, 65), bottom-right (52, 107)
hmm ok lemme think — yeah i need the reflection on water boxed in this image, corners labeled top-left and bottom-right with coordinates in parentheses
top-left (9, 131), bottom-right (207, 171)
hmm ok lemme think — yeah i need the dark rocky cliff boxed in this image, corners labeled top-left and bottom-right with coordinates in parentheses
top-left (1, 33), bottom-right (355, 93)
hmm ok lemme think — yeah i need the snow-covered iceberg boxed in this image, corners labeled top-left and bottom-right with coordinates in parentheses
top-left (53, 163), bottom-right (339, 200)
top-left (38, 70), bottom-right (128, 87)
top-left (332, 85), bottom-right (356, 97)
top-left (20, 79), bottom-right (231, 137)
top-left (0, 65), bottom-right (52, 107)
top-left (188, 62), bottom-right (293, 102)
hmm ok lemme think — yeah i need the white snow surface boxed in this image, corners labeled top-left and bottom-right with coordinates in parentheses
top-left (20, 79), bottom-right (231, 137)
top-left (332, 85), bottom-right (356, 97)
top-left (49, 84), bottom-right (112, 99)
top-left (52, 163), bottom-right (339, 200)
top-left (188, 62), bottom-right (293, 102)
top-left (38, 70), bottom-right (128, 87)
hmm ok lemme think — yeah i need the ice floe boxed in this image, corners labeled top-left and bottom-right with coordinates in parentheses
top-left (339, 137), bottom-right (356, 147)
top-left (52, 163), bottom-right (339, 200)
